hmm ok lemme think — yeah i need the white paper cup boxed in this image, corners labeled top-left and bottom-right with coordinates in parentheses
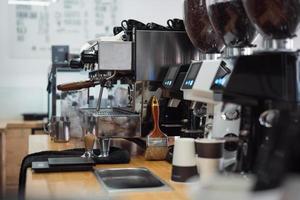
top-left (171, 138), bottom-right (198, 182)
top-left (195, 138), bottom-right (225, 182)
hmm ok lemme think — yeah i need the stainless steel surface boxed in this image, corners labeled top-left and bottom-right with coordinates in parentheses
top-left (135, 30), bottom-right (200, 81)
top-left (94, 167), bottom-right (172, 193)
top-left (44, 117), bottom-right (58, 139)
top-left (200, 53), bottom-right (221, 60)
top-left (78, 107), bottom-right (96, 136)
top-left (98, 138), bottom-right (111, 157)
top-left (132, 81), bottom-right (163, 122)
top-left (96, 86), bottom-right (104, 112)
top-left (223, 47), bottom-right (253, 57)
top-left (77, 31), bottom-right (200, 151)
top-left (98, 41), bottom-right (132, 70)
top-left (79, 107), bottom-right (140, 157)
top-left (79, 108), bottom-right (141, 138)
top-left (48, 116), bottom-right (71, 143)
top-left (263, 39), bottom-right (294, 51)
top-left (93, 108), bottom-right (141, 138)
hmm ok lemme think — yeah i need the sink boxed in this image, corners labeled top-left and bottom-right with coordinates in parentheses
top-left (94, 167), bottom-right (172, 193)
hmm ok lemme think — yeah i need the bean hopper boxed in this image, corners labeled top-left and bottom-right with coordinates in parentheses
top-left (211, 0), bottom-right (300, 190)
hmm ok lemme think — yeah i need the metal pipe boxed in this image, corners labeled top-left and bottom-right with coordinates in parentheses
top-left (95, 71), bottom-right (116, 112)
top-left (98, 138), bottom-right (111, 158)
top-left (96, 86), bottom-right (104, 112)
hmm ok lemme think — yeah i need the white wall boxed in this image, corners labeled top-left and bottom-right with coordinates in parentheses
top-left (0, 0), bottom-right (50, 120)
top-left (2, 0), bottom-right (300, 120)
top-left (0, 0), bottom-right (184, 120)
top-left (117, 0), bottom-right (183, 24)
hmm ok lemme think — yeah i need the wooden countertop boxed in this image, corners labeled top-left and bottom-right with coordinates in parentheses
top-left (26, 135), bottom-right (190, 200)
top-left (0, 120), bottom-right (43, 131)
top-left (0, 122), bottom-right (7, 132)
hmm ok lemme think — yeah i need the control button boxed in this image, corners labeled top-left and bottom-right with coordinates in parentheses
top-left (214, 78), bottom-right (226, 86)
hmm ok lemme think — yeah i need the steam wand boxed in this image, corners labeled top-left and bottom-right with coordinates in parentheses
top-left (95, 71), bottom-right (116, 112)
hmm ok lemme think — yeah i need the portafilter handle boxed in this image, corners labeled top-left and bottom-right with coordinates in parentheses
top-left (57, 80), bottom-right (97, 91)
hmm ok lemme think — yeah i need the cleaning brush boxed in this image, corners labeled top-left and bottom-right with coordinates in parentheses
top-left (144, 96), bottom-right (168, 161)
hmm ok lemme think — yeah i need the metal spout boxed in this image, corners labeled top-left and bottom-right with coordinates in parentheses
top-left (263, 39), bottom-right (294, 51)
top-left (224, 47), bottom-right (253, 57)
top-left (98, 138), bottom-right (111, 157)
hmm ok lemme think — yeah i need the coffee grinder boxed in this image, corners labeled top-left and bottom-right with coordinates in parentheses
top-left (211, 0), bottom-right (300, 190)
top-left (161, 64), bottom-right (205, 139)
top-left (182, 0), bottom-right (243, 166)
top-left (205, 0), bottom-right (258, 171)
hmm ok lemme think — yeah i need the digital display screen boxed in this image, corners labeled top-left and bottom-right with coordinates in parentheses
top-left (187, 63), bottom-right (201, 80)
top-left (211, 62), bottom-right (232, 90)
top-left (166, 66), bottom-right (179, 80)
top-left (215, 64), bottom-right (231, 79)
top-left (181, 62), bottom-right (201, 89)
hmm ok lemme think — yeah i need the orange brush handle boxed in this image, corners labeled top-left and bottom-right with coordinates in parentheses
top-left (149, 96), bottom-right (165, 138)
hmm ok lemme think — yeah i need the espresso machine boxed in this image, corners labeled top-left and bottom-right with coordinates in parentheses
top-left (181, 0), bottom-right (244, 165)
top-left (210, 0), bottom-right (300, 190)
top-left (57, 20), bottom-right (199, 157)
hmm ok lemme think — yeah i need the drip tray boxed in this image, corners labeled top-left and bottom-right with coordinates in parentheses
top-left (94, 167), bottom-right (172, 193)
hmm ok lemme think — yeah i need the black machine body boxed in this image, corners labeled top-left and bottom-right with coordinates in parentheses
top-left (162, 64), bottom-right (190, 99)
top-left (212, 50), bottom-right (300, 190)
top-left (213, 51), bottom-right (300, 108)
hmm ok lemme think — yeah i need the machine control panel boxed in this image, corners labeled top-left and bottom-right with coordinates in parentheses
top-left (211, 61), bottom-right (233, 90)
top-left (163, 66), bottom-right (180, 88)
top-left (181, 62), bottom-right (202, 89)
top-left (181, 60), bottom-right (225, 104)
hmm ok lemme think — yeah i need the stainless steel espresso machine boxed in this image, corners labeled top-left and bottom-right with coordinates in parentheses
top-left (210, 0), bottom-right (300, 191)
top-left (57, 20), bottom-right (199, 157)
